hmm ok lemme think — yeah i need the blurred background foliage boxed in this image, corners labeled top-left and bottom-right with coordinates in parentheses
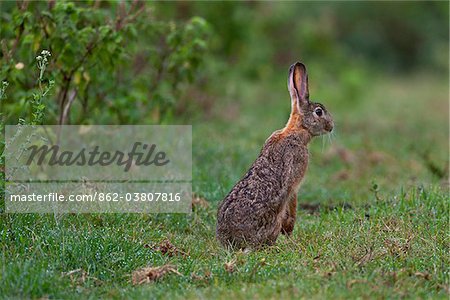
top-left (1, 1), bottom-right (211, 124)
top-left (1, 1), bottom-right (448, 125)
top-left (0, 1), bottom-right (448, 200)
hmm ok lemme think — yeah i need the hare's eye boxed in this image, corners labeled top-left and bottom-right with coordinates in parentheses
top-left (314, 107), bottom-right (323, 117)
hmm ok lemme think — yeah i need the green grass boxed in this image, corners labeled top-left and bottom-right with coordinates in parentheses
top-left (1, 71), bottom-right (449, 299)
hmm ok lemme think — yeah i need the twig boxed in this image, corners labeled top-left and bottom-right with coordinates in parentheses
top-left (61, 89), bottom-right (78, 125)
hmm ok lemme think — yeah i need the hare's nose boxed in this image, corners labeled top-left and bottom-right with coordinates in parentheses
top-left (326, 121), bottom-right (334, 132)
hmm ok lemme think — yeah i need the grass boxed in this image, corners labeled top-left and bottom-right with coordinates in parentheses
top-left (1, 70), bottom-right (449, 299)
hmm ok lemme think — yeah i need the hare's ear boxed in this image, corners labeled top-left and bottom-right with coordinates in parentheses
top-left (288, 62), bottom-right (309, 114)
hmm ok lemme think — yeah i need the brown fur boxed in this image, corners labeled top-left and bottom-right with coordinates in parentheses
top-left (281, 192), bottom-right (297, 236)
top-left (216, 62), bottom-right (334, 249)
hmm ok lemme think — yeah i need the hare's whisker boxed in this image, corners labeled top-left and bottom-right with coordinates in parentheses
top-left (321, 135), bottom-right (326, 152)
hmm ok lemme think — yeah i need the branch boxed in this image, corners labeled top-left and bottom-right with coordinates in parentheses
top-left (61, 89), bottom-right (77, 125)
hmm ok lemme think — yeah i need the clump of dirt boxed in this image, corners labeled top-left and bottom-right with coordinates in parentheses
top-left (224, 259), bottom-right (236, 273)
top-left (190, 269), bottom-right (212, 285)
top-left (299, 202), bottom-right (353, 214)
top-left (131, 265), bottom-right (181, 285)
top-left (192, 194), bottom-right (210, 209)
top-left (144, 239), bottom-right (188, 257)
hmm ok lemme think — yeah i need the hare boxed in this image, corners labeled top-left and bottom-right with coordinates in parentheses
top-left (216, 62), bottom-right (334, 249)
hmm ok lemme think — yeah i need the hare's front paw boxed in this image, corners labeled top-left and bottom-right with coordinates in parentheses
top-left (281, 194), bottom-right (297, 236)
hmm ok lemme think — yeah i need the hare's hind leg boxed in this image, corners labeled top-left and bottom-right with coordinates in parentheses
top-left (281, 193), bottom-right (297, 236)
